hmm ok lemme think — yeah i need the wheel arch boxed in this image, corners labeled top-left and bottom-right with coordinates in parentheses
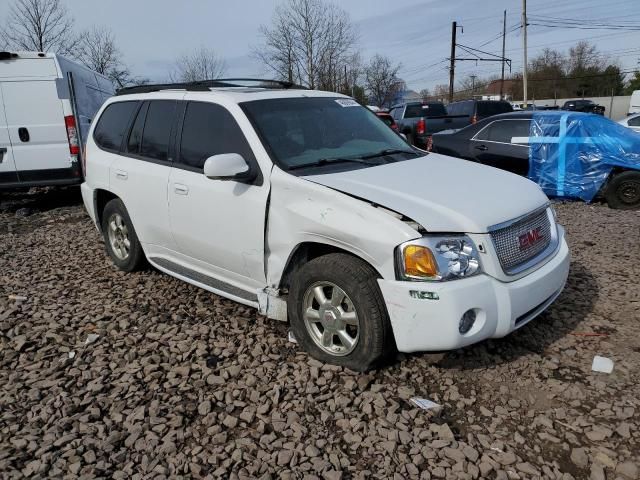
top-left (93, 189), bottom-right (119, 233)
top-left (277, 241), bottom-right (383, 292)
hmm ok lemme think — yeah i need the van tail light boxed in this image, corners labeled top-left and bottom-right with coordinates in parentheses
top-left (426, 135), bottom-right (433, 152)
top-left (65, 115), bottom-right (80, 155)
top-left (470, 114), bottom-right (478, 125)
top-left (416, 118), bottom-right (426, 135)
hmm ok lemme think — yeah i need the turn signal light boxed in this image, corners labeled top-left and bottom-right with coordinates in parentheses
top-left (404, 245), bottom-right (438, 278)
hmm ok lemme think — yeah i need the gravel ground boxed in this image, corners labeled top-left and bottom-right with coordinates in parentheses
top-left (0, 187), bottom-right (638, 480)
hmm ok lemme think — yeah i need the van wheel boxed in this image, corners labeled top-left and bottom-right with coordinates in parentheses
top-left (101, 198), bottom-right (146, 271)
top-left (287, 253), bottom-right (394, 372)
top-left (604, 171), bottom-right (640, 209)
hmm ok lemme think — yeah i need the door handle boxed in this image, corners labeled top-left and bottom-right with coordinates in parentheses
top-left (174, 184), bottom-right (189, 195)
top-left (474, 144), bottom-right (488, 151)
top-left (115, 169), bottom-right (128, 180)
top-left (0, 147), bottom-right (6, 163)
top-left (18, 127), bottom-right (30, 142)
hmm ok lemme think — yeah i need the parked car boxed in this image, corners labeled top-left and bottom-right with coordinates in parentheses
top-left (628, 90), bottom-right (640, 115)
top-left (389, 102), bottom-right (468, 149)
top-left (446, 99), bottom-right (513, 124)
top-left (619, 113), bottom-right (640, 133)
top-left (81, 79), bottom-right (570, 371)
top-left (375, 111), bottom-right (399, 132)
top-left (561, 99), bottom-right (605, 115)
top-left (431, 111), bottom-right (640, 209)
top-left (0, 51), bottom-right (114, 190)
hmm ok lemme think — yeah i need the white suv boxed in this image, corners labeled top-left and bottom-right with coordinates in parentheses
top-left (81, 79), bottom-right (570, 371)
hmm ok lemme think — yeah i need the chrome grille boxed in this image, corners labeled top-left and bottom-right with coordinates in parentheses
top-left (490, 208), bottom-right (552, 274)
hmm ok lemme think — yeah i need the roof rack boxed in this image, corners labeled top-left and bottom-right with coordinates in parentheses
top-left (116, 78), bottom-right (307, 96)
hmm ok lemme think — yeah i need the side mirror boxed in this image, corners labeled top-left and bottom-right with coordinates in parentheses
top-left (399, 132), bottom-right (408, 142)
top-left (203, 153), bottom-right (254, 182)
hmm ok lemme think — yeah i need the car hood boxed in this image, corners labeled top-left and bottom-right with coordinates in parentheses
top-left (303, 153), bottom-right (549, 233)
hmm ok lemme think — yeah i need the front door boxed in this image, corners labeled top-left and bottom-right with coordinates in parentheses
top-left (0, 84), bottom-right (17, 183)
top-left (470, 119), bottom-right (531, 176)
top-left (168, 100), bottom-right (269, 294)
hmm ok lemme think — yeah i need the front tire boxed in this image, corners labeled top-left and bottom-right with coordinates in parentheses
top-left (101, 198), bottom-right (146, 271)
top-left (604, 171), bottom-right (640, 210)
top-left (287, 253), bottom-right (394, 371)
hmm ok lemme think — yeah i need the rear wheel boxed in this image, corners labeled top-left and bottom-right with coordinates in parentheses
top-left (287, 253), bottom-right (394, 371)
top-left (101, 198), bottom-right (146, 271)
top-left (604, 171), bottom-right (640, 210)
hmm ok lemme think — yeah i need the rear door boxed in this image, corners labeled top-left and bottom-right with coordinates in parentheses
top-left (470, 119), bottom-right (531, 175)
top-left (107, 99), bottom-right (178, 250)
top-left (0, 84), bottom-right (18, 183)
top-left (1, 80), bottom-right (71, 178)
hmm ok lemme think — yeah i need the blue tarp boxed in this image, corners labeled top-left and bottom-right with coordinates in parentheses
top-left (527, 111), bottom-right (640, 202)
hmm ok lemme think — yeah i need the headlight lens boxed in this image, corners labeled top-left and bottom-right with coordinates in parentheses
top-left (398, 236), bottom-right (482, 281)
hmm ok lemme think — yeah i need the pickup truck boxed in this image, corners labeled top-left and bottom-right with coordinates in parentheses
top-left (561, 99), bottom-right (605, 115)
top-left (389, 102), bottom-right (468, 149)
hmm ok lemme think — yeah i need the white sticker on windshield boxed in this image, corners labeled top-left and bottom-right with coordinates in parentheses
top-left (335, 99), bottom-right (360, 107)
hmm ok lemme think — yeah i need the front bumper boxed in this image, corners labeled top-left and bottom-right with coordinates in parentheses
top-left (378, 235), bottom-right (570, 353)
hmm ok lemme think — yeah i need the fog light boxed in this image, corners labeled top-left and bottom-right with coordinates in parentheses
top-left (459, 309), bottom-right (476, 334)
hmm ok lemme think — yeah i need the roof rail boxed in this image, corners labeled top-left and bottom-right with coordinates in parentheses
top-left (0, 52), bottom-right (19, 60)
top-left (116, 78), bottom-right (307, 96)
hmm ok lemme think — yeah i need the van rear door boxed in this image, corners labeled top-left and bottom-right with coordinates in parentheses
top-left (2, 79), bottom-right (74, 181)
top-left (0, 84), bottom-right (18, 183)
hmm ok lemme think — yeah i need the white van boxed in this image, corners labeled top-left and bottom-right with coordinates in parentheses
top-left (629, 90), bottom-right (640, 116)
top-left (0, 51), bottom-right (114, 190)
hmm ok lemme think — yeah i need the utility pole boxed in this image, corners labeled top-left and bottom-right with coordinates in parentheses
top-left (500, 9), bottom-right (507, 100)
top-left (470, 75), bottom-right (477, 94)
top-left (522, 0), bottom-right (528, 106)
top-left (449, 21), bottom-right (457, 103)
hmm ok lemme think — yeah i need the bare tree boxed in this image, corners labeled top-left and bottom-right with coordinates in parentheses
top-left (255, 0), bottom-right (357, 90)
top-left (432, 84), bottom-right (449, 101)
top-left (419, 88), bottom-right (431, 101)
top-left (170, 47), bottom-right (226, 82)
top-left (75, 27), bottom-right (133, 88)
top-left (1, 0), bottom-right (77, 55)
top-left (364, 54), bottom-right (402, 108)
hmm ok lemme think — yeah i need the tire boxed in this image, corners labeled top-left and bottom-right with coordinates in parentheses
top-left (287, 253), bottom-right (394, 371)
top-left (604, 171), bottom-right (640, 210)
top-left (101, 198), bottom-right (146, 271)
top-left (405, 133), bottom-right (415, 146)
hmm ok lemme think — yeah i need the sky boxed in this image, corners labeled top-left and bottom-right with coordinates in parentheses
top-left (1, 0), bottom-right (639, 92)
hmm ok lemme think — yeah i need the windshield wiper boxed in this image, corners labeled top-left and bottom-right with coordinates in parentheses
top-left (288, 157), bottom-right (382, 171)
top-left (360, 148), bottom-right (421, 160)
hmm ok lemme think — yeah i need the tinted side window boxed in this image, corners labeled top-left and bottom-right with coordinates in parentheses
top-left (476, 102), bottom-right (513, 117)
top-left (180, 102), bottom-right (256, 170)
top-left (94, 101), bottom-right (138, 151)
top-left (476, 120), bottom-right (530, 143)
top-left (140, 101), bottom-right (177, 161)
top-left (127, 103), bottom-right (148, 154)
top-left (628, 116), bottom-right (640, 127)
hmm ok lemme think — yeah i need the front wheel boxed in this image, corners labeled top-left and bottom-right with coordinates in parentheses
top-left (604, 171), bottom-right (640, 210)
top-left (287, 253), bottom-right (394, 371)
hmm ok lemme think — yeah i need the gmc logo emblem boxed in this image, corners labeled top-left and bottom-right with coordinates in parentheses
top-left (518, 227), bottom-right (544, 250)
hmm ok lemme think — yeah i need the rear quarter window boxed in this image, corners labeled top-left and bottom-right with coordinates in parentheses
top-left (476, 102), bottom-right (513, 117)
top-left (93, 101), bottom-right (138, 151)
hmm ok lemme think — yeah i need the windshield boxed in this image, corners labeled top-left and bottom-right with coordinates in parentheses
top-left (241, 97), bottom-right (414, 171)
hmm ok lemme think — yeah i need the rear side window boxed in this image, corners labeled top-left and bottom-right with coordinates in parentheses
top-left (139, 101), bottom-right (177, 161)
top-left (127, 103), bottom-right (148, 154)
top-left (94, 101), bottom-right (138, 151)
top-left (179, 102), bottom-right (255, 170)
top-left (476, 120), bottom-right (530, 144)
top-left (476, 101), bottom-right (513, 117)
top-left (404, 103), bottom-right (446, 118)
top-left (628, 116), bottom-right (640, 127)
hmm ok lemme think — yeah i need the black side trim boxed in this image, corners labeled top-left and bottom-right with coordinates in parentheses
top-left (150, 257), bottom-right (258, 303)
top-left (0, 171), bottom-right (19, 183)
top-left (0, 168), bottom-right (82, 189)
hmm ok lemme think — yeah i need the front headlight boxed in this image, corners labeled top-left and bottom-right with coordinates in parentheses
top-left (397, 236), bottom-right (482, 281)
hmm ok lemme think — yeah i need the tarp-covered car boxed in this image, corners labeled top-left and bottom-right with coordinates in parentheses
top-left (431, 111), bottom-right (640, 209)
